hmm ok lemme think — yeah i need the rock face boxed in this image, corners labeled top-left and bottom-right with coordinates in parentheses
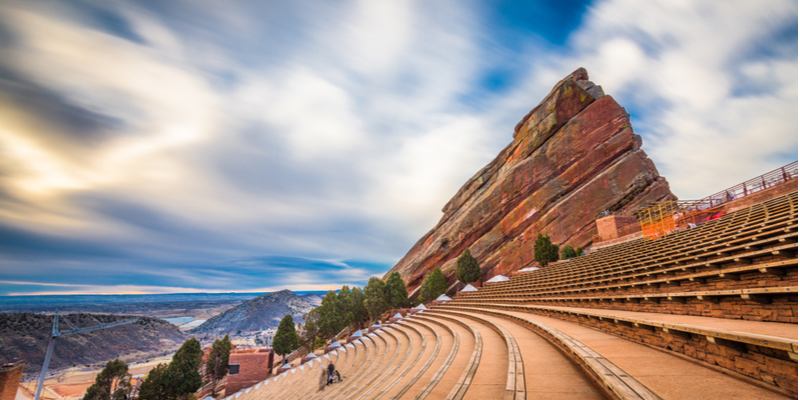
top-left (386, 68), bottom-right (675, 297)
top-left (190, 290), bottom-right (315, 335)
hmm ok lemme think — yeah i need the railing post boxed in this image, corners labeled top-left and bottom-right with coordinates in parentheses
top-left (742, 182), bottom-right (747, 196)
top-left (782, 166), bottom-right (787, 182)
top-left (761, 176), bottom-right (766, 190)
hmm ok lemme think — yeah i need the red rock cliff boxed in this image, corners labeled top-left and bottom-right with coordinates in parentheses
top-left (386, 68), bottom-right (675, 297)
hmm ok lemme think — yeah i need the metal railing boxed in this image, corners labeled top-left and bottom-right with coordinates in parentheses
top-left (695, 161), bottom-right (797, 210)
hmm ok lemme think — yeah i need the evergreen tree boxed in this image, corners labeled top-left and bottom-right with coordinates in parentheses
top-left (576, 247), bottom-right (583, 257)
top-left (164, 337), bottom-right (204, 400)
top-left (561, 245), bottom-right (577, 260)
top-left (273, 314), bottom-right (299, 356)
top-left (337, 286), bottom-right (355, 328)
top-left (455, 249), bottom-right (481, 284)
top-left (384, 272), bottom-right (409, 309)
top-left (205, 335), bottom-right (232, 395)
top-left (534, 233), bottom-right (560, 267)
top-left (137, 363), bottom-right (168, 400)
top-left (317, 291), bottom-right (343, 339)
top-left (302, 307), bottom-right (321, 347)
top-left (420, 267), bottom-right (447, 302)
top-left (350, 287), bottom-right (369, 328)
top-left (84, 359), bottom-right (131, 400)
top-left (364, 277), bottom-right (389, 323)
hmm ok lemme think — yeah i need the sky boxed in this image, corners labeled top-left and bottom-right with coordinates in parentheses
top-left (0, 0), bottom-right (796, 296)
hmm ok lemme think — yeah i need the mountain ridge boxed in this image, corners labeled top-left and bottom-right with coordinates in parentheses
top-left (189, 290), bottom-right (317, 335)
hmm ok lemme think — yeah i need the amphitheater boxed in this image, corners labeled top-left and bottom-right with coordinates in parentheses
top-left (221, 175), bottom-right (797, 399)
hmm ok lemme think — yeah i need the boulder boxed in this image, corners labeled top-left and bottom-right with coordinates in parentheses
top-left (385, 68), bottom-right (675, 298)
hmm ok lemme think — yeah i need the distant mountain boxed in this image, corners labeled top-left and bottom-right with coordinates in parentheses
top-left (299, 293), bottom-right (324, 306)
top-left (189, 290), bottom-right (316, 335)
top-left (0, 313), bottom-right (186, 376)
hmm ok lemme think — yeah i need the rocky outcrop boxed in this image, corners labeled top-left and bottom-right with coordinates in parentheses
top-left (386, 68), bottom-right (675, 297)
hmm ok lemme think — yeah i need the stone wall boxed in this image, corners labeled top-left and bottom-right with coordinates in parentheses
top-left (0, 363), bottom-right (23, 400)
top-left (723, 178), bottom-right (798, 214)
top-left (225, 349), bottom-right (272, 396)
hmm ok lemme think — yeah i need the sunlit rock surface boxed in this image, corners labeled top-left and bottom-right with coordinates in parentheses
top-left (386, 68), bottom-right (675, 297)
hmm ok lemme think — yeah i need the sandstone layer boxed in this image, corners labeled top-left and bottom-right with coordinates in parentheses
top-left (386, 68), bottom-right (675, 297)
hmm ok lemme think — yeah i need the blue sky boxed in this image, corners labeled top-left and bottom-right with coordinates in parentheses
top-left (0, 0), bottom-right (796, 296)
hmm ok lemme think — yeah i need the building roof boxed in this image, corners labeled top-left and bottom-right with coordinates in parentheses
top-left (436, 294), bottom-right (452, 301)
top-left (486, 275), bottom-right (510, 282)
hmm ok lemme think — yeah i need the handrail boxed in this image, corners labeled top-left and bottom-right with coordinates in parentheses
top-left (696, 160), bottom-right (797, 209)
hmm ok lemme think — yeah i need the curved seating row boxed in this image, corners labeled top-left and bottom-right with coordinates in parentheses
top-left (225, 192), bottom-right (797, 399)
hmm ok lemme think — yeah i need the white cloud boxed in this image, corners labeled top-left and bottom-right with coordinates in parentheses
top-left (0, 0), bottom-right (795, 293)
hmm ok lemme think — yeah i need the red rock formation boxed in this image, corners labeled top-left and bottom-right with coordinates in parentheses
top-left (386, 68), bottom-right (675, 297)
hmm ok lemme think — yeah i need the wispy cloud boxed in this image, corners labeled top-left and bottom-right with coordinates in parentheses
top-left (0, 0), bottom-right (795, 295)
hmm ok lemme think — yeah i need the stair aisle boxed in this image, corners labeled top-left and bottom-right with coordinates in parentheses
top-left (425, 311), bottom-right (507, 400)
top-left (450, 305), bottom-right (794, 399)
top-left (368, 324), bottom-right (425, 400)
top-left (409, 314), bottom-right (474, 400)
top-left (379, 320), bottom-right (438, 400)
top-left (328, 330), bottom-right (395, 400)
top-left (309, 334), bottom-right (375, 400)
top-left (356, 326), bottom-right (414, 400)
top-left (445, 309), bottom-right (608, 399)
top-left (396, 317), bottom-right (456, 400)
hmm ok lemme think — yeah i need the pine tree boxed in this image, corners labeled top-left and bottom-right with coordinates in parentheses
top-left (337, 286), bottom-right (355, 328)
top-left (364, 277), bottom-right (389, 323)
top-left (137, 363), bottom-right (168, 400)
top-left (302, 307), bottom-right (321, 347)
top-left (576, 247), bottom-right (583, 257)
top-left (534, 233), bottom-right (560, 267)
top-left (84, 359), bottom-right (131, 400)
top-left (164, 337), bottom-right (204, 400)
top-left (420, 267), bottom-right (447, 302)
top-left (350, 287), bottom-right (369, 328)
top-left (273, 314), bottom-right (299, 356)
top-left (317, 291), bottom-right (343, 339)
top-left (561, 245), bottom-right (577, 260)
top-left (385, 272), bottom-right (409, 309)
top-left (205, 335), bottom-right (232, 395)
top-left (455, 249), bottom-right (481, 284)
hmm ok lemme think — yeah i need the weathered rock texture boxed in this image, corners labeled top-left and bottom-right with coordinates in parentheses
top-left (386, 68), bottom-right (675, 297)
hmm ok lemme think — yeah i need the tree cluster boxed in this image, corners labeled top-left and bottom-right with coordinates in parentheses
top-left (534, 233), bottom-right (560, 267)
top-left (301, 275), bottom-right (409, 348)
top-left (560, 244), bottom-right (583, 260)
top-left (95, 337), bottom-right (205, 400)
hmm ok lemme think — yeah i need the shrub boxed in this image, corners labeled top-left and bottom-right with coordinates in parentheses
top-left (455, 249), bottom-right (481, 284)
top-left (534, 233), bottom-right (559, 267)
top-left (420, 267), bottom-right (447, 302)
top-left (561, 245), bottom-right (577, 260)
